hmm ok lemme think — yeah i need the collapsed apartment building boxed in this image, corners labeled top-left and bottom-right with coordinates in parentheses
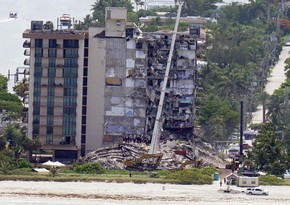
top-left (101, 8), bottom-right (201, 145)
top-left (22, 7), bottom-right (202, 161)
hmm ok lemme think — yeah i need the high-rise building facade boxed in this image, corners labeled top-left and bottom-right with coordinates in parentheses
top-left (23, 19), bottom-right (88, 160)
top-left (23, 8), bottom-right (200, 161)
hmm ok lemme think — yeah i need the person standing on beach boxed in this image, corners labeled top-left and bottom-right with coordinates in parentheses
top-left (220, 179), bottom-right (222, 187)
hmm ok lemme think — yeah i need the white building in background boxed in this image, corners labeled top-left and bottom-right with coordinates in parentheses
top-left (145, 0), bottom-right (175, 10)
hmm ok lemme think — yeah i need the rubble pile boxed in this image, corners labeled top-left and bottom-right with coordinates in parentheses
top-left (81, 141), bottom-right (227, 170)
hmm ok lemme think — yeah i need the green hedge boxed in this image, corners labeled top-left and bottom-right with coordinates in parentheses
top-left (259, 175), bottom-right (286, 185)
top-left (73, 162), bottom-right (105, 174)
top-left (165, 168), bottom-right (214, 185)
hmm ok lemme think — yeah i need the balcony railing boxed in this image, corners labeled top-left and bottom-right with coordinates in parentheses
top-left (24, 49), bottom-right (30, 56)
top-left (23, 40), bottom-right (31, 48)
top-left (23, 58), bottom-right (30, 65)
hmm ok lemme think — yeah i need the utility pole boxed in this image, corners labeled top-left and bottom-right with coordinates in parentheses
top-left (239, 101), bottom-right (244, 165)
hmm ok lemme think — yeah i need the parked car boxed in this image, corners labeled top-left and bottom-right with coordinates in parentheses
top-left (246, 187), bottom-right (269, 195)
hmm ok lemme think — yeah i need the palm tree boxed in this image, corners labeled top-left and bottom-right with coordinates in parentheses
top-left (257, 91), bottom-right (270, 123)
top-left (267, 94), bottom-right (284, 126)
top-left (13, 78), bottom-right (29, 103)
top-left (134, 0), bottom-right (141, 11)
top-left (249, 122), bottom-right (287, 175)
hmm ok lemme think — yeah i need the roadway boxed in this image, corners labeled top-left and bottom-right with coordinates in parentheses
top-left (251, 46), bottom-right (290, 124)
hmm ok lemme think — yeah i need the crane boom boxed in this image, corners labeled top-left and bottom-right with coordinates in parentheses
top-left (149, 1), bottom-right (184, 154)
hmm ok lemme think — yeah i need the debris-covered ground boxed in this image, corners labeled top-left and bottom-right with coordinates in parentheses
top-left (81, 140), bottom-right (227, 170)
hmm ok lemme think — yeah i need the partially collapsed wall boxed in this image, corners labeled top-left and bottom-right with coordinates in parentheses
top-left (101, 24), bottom-right (200, 145)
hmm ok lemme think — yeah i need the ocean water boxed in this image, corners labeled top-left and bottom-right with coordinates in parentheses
top-left (0, 0), bottom-right (95, 91)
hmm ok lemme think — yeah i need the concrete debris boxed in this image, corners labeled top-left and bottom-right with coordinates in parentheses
top-left (81, 141), bottom-right (226, 170)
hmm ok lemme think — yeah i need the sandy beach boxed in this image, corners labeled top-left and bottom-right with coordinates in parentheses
top-left (0, 180), bottom-right (290, 205)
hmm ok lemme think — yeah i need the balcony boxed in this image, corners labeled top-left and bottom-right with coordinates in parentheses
top-left (23, 58), bottom-right (30, 66)
top-left (24, 49), bottom-right (30, 56)
top-left (24, 68), bottom-right (30, 75)
top-left (23, 40), bottom-right (31, 48)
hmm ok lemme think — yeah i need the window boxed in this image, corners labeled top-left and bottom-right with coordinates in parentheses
top-left (47, 126), bottom-right (53, 134)
top-left (63, 107), bottom-right (76, 115)
top-left (63, 97), bottom-right (77, 106)
top-left (63, 116), bottom-right (76, 125)
top-left (64, 88), bottom-right (77, 96)
top-left (49, 39), bottom-right (57, 48)
top-left (83, 58), bottom-right (88, 67)
top-left (107, 10), bottom-right (111, 19)
top-left (82, 106), bottom-right (86, 115)
top-left (35, 39), bottom-right (43, 47)
top-left (33, 116), bottom-right (40, 125)
top-left (46, 134), bottom-right (53, 144)
top-left (64, 49), bottom-right (78, 58)
top-left (35, 48), bottom-right (43, 57)
top-left (83, 87), bottom-right (87, 95)
top-left (63, 126), bottom-right (76, 135)
top-left (34, 57), bottom-right (42, 67)
top-left (63, 40), bottom-right (79, 48)
top-left (63, 68), bottom-right (78, 77)
top-left (32, 125), bottom-right (39, 134)
top-left (33, 96), bottom-right (41, 104)
top-left (47, 95), bottom-right (54, 106)
top-left (49, 58), bottom-right (56, 67)
top-left (48, 48), bottom-right (56, 57)
top-left (47, 86), bottom-right (55, 97)
top-left (47, 107), bottom-right (54, 115)
top-left (82, 97), bottom-right (87, 105)
top-left (48, 77), bottom-right (55, 86)
top-left (81, 135), bottom-right (86, 143)
top-left (34, 87), bottom-right (41, 96)
top-left (83, 77), bottom-right (87, 86)
top-left (84, 48), bottom-right (88, 57)
top-left (34, 77), bottom-right (41, 86)
top-left (33, 106), bottom-right (40, 115)
top-left (84, 39), bottom-right (89, 47)
top-left (34, 67), bottom-right (42, 77)
top-left (82, 116), bottom-right (86, 124)
top-left (64, 58), bottom-right (78, 68)
top-left (83, 67), bottom-right (88, 77)
top-left (64, 78), bottom-right (77, 87)
top-left (47, 116), bottom-right (54, 125)
top-left (81, 125), bottom-right (86, 134)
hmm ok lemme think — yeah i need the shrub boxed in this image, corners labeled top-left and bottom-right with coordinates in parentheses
top-left (201, 166), bottom-right (217, 176)
top-left (165, 168), bottom-right (213, 185)
top-left (73, 162), bottom-right (105, 174)
top-left (10, 168), bottom-right (32, 175)
top-left (17, 159), bottom-right (32, 169)
top-left (149, 172), bottom-right (159, 178)
top-left (156, 169), bottom-right (170, 176)
top-left (259, 175), bottom-right (284, 185)
top-left (50, 166), bottom-right (58, 177)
